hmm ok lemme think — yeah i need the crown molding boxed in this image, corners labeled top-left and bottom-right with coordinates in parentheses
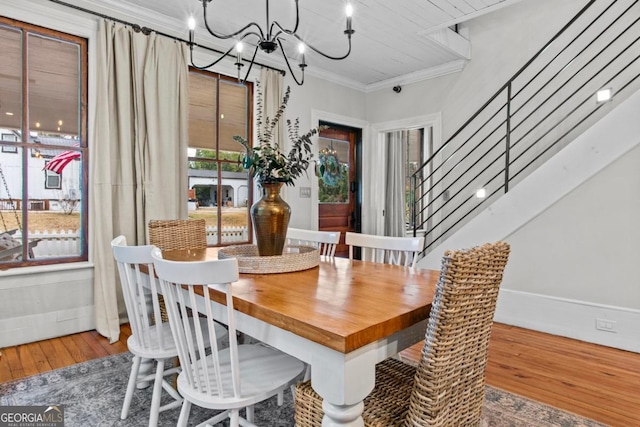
top-left (364, 59), bottom-right (467, 94)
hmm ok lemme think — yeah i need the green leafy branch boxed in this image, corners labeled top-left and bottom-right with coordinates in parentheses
top-left (233, 81), bottom-right (324, 186)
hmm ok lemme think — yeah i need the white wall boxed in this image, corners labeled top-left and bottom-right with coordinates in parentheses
top-left (0, 0), bottom-right (367, 345)
top-left (0, 0), bottom-right (98, 347)
top-left (365, 0), bottom-right (588, 138)
top-left (2, 0), bottom-right (636, 353)
top-left (418, 88), bottom-right (640, 352)
top-left (281, 74), bottom-right (367, 229)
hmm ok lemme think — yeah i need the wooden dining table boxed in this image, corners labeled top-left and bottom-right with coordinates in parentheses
top-left (162, 247), bottom-right (439, 427)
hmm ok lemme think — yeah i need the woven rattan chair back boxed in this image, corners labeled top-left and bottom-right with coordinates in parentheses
top-left (294, 241), bottom-right (511, 427)
top-left (405, 241), bottom-right (510, 426)
top-left (148, 219), bottom-right (207, 251)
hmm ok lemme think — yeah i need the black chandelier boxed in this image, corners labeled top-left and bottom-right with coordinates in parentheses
top-left (188, 0), bottom-right (355, 85)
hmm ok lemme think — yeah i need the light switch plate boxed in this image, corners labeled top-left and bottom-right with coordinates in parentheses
top-left (299, 187), bottom-right (311, 198)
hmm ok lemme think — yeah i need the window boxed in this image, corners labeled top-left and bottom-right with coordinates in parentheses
top-left (44, 167), bottom-right (62, 190)
top-left (187, 70), bottom-right (252, 246)
top-left (1, 134), bottom-right (18, 153)
top-left (0, 17), bottom-right (88, 267)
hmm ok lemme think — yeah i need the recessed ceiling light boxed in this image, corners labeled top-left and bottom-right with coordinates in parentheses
top-left (5, 112), bottom-right (13, 116)
top-left (35, 122), bottom-right (41, 128)
top-left (475, 188), bottom-right (486, 199)
top-left (58, 120), bottom-right (63, 126)
top-left (596, 88), bottom-right (612, 103)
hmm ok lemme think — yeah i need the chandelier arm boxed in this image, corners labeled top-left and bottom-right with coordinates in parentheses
top-left (202, 0), bottom-right (265, 40)
top-left (293, 32), bottom-right (353, 60)
top-left (189, 43), bottom-right (237, 70)
top-left (276, 38), bottom-right (304, 86)
top-left (268, 0), bottom-right (300, 41)
top-left (241, 43), bottom-right (261, 83)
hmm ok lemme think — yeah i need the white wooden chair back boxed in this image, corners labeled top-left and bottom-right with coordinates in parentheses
top-left (287, 228), bottom-right (340, 257)
top-left (151, 249), bottom-right (242, 399)
top-left (111, 235), bottom-right (172, 352)
top-left (345, 232), bottom-right (425, 268)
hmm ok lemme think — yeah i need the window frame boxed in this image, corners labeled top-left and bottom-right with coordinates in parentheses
top-left (187, 69), bottom-right (254, 247)
top-left (0, 16), bottom-right (88, 268)
top-left (44, 166), bottom-right (62, 190)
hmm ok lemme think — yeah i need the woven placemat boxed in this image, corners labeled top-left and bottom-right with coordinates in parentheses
top-left (218, 244), bottom-right (320, 274)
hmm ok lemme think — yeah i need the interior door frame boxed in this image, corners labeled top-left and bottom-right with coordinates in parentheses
top-left (310, 110), bottom-right (369, 232)
top-left (370, 114), bottom-right (442, 236)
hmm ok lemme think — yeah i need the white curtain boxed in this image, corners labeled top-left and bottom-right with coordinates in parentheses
top-left (92, 20), bottom-right (189, 342)
top-left (362, 132), bottom-right (386, 235)
top-left (259, 68), bottom-right (284, 148)
top-left (384, 131), bottom-right (407, 237)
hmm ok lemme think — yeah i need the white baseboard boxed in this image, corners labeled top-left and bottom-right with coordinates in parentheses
top-left (0, 306), bottom-right (95, 348)
top-left (495, 289), bottom-right (640, 353)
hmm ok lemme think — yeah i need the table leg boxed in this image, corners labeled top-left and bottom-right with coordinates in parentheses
top-left (310, 351), bottom-right (375, 427)
top-left (321, 401), bottom-right (365, 427)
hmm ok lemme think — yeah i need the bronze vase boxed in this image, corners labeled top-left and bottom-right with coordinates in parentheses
top-left (251, 181), bottom-right (291, 256)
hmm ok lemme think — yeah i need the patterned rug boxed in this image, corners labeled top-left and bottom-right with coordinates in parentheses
top-left (0, 352), bottom-right (608, 427)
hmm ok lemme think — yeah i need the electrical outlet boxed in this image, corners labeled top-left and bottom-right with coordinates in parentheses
top-left (595, 318), bottom-right (617, 333)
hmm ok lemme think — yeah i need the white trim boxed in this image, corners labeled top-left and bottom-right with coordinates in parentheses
top-left (368, 114), bottom-right (443, 236)
top-left (421, 28), bottom-right (471, 60)
top-left (495, 289), bottom-right (640, 353)
top-left (364, 60), bottom-right (467, 94)
top-left (371, 113), bottom-right (442, 134)
top-left (0, 305), bottom-right (95, 347)
top-left (3, 0), bottom-right (98, 36)
top-left (310, 110), bottom-right (370, 231)
top-left (421, 0), bottom-right (527, 34)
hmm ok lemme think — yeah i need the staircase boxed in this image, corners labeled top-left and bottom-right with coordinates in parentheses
top-left (410, 0), bottom-right (640, 255)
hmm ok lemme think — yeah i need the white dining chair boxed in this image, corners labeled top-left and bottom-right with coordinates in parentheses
top-left (111, 236), bottom-right (226, 427)
top-left (345, 231), bottom-right (425, 268)
top-left (151, 248), bottom-right (306, 427)
top-left (286, 228), bottom-right (340, 257)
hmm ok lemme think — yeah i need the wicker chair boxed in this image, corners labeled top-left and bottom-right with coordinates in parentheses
top-left (294, 241), bottom-right (511, 427)
top-left (148, 219), bottom-right (207, 251)
top-left (148, 219), bottom-right (208, 323)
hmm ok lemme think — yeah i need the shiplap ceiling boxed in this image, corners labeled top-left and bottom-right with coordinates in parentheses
top-left (76, 0), bottom-right (522, 91)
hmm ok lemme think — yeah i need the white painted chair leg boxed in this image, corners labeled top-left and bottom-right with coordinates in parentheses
top-left (121, 355), bottom-right (141, 419)
top-left (230, 409), bottom-right (240, 427)
top-left (245, 405), bottom-right (254, 423)
top-left (177, 400), bottom-right (191, 427)
top-left (277, 390), bottom-right (284, 406)
top-left (137, 357), bottom-right (154, 389)
top-left (148, 360), bottom-right (165, 427)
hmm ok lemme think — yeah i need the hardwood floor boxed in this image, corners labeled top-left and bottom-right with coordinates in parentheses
top-left (400, 324), bottom-right (640, 427)
top-left (1, 323), bottom-right (638, 426)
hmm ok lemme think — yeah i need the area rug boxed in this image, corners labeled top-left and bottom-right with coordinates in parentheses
top-left (0, 352), bottom-right (608, 427)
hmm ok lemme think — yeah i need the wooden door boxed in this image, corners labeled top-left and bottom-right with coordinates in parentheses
top-left (318, 126), bottom-right (358, 257)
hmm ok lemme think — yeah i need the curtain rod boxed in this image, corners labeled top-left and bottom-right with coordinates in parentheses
top-left (47, 0), bottom-right (286, 76)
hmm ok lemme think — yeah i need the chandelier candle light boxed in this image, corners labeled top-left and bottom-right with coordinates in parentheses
top-left (187, 0), bottom-right (355, 85)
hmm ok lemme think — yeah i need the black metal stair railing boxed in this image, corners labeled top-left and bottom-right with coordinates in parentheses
top-left (411, 0), bottom-right (640, 254)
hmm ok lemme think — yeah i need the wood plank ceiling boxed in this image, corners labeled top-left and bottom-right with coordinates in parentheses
top-left (71, 0), bottom-right (523, 89)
